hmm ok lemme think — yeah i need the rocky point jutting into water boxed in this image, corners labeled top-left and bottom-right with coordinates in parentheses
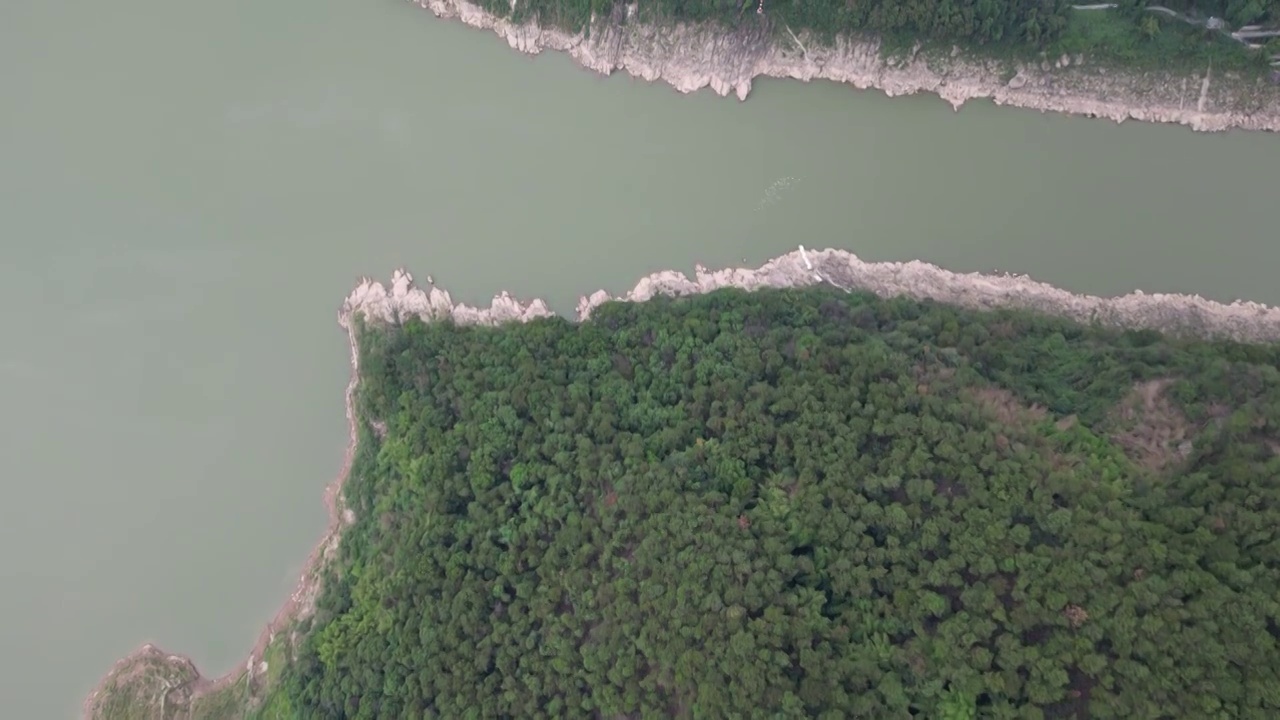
top-left (410, 0), bottom-right (1280, 133)
top-left (348, 247), bottom-right (1280, 342)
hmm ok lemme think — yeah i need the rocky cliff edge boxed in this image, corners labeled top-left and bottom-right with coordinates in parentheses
top-left (414, 0), bottom-right (1274, 131)
top-left (413, 0), bottom-right (1280, 132)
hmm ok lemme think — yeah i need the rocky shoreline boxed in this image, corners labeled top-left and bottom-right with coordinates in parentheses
top-left (85, 248), bottom-right (1280, 718)
top-left (412, 0), bottom-right (1280, 132)
top-left (83, 317), bottom-right (364, 720)
top-left (351, 248), bottom-right (1280, 342)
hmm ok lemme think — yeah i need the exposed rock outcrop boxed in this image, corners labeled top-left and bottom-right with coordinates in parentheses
top-left (346, 247), bottom-right (1280, 343)
top-left (344, 268), bottom-right (554, 326)
top-left (411, 0), bottom-right (1280, 133)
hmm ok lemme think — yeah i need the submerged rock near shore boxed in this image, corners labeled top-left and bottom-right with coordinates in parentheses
top-left (346, 248), bottom-right (1280, 343)
top-left (411, 0), bottom-right (1280, 133)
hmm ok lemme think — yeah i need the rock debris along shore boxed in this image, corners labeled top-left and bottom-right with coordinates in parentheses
top-left (347, 248), bottom-right (1280, 343)
top-left (411, 0), bottom-right (1280, 133)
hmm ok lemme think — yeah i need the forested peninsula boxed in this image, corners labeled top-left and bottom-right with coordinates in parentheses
top-left (410, 0), bottom-right (1280, 132)
top-left (87, 250), bottom-right (1280, 719)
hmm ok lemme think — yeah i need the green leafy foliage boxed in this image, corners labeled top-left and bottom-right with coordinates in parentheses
top-left (278, 287), bottom-right (1280, 718)
top-left (472, 0), bottom-right (1078, 45)
top-left (462, 0), bottom-right (1279, 56)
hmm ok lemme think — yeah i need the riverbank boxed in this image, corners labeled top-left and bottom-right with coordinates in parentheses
top-left (351, 248), bottom-right (1280, 342)
top-left (84, 247), bottom-right (1280, 718)
top-left (411, 0), bottom-right (1280, 132)
top-left (82, 315), bottom-right (365, 720)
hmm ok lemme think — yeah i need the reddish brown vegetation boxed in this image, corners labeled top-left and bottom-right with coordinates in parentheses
top-left (970, 387), bottom-right (1049, 427)
top-left (1108, 379), bottom-right (1195, 473)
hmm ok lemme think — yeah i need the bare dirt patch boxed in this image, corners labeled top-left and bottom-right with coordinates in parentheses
top-left (970, 387), bottom-right (1049, 427)
top-left (1107, 379), bottom-right (1195, 472)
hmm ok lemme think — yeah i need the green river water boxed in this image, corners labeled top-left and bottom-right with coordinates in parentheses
top-left (3, 1), bottom-right (1279, 716)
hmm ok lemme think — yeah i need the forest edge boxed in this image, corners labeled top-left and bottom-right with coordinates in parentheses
top-left (83, 247), bottom-right (1280, 719)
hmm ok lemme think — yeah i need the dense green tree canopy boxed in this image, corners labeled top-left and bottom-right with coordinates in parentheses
top-left (463, 0), bottom-right (1279, 52)
top-left (477, 0), bottom-right (1077, 45)
top-left (269, 288), bottom-right (1280, 719)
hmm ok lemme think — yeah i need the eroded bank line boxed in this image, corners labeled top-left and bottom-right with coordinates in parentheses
top-left (1199, 60), bottom-right (1213, 114)
top-left (83, 311), bottom-right (365, 719)
top-left (353, 249), bottom-right (1280, 343)
top-left (409, 0), bottom-right (1280, 133)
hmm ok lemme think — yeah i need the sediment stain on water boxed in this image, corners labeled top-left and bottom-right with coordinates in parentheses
top-left (3, 1), bottom-right (1280, 717)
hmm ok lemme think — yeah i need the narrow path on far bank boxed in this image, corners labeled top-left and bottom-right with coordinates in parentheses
top-left (1072, 3), bottom-right (1280, 57)
top-left (1145, 2), bottom-right (1280, 41)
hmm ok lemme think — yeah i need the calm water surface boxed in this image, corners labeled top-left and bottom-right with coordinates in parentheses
top-left (4, 1), bottom-right (1279, 716)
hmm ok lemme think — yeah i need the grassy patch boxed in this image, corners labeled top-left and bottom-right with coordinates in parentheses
top-left (246, 690), bottom-right (299, 720)
top-left (825, 9), bottom-right (1272, 83)
top-left (260, 634), bottom-right (290, 691)
top-left (189, 678), bottom-right (249, 720)
top-left (240, 632), bottom-right (302, 720)
top-left (1053, 10), bottom-right (1263, 73)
